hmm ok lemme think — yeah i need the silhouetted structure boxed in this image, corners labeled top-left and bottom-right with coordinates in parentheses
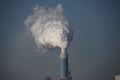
top-left (46, 76), bottom-right (52, 80)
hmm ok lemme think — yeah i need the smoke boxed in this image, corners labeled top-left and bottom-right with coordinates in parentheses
top-left (25, 4), bottom-right (73, 50)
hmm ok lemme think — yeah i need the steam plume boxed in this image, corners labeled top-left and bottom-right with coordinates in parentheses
top-left (25, 4), bottom-right (73, 50)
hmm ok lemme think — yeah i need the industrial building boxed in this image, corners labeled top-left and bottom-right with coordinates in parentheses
top-left (115, 75), bottom-right (120, 80)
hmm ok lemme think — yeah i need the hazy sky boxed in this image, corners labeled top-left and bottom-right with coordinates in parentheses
top-left (0, 0), bottom-right (120, 80)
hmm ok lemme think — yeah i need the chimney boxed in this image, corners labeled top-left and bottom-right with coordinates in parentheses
top-left (60, 48), bottom-right (68, 80)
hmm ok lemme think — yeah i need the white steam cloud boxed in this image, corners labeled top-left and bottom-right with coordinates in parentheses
top-left (25, 4), bottom-right (73, 50)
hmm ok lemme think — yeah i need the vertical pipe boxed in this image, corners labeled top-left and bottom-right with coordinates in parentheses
top-left (60, 48), bottom-right (68, 79)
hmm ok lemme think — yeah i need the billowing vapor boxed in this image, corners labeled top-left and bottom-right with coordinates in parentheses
top-left (25, 4), bottom-right (73, 50)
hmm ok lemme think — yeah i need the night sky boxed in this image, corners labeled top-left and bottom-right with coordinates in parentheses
top-left (0, 0), bottom-right (120, 80)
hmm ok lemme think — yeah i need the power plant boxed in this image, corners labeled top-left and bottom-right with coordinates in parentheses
top-left (25, 4), bottom-right (73, 80)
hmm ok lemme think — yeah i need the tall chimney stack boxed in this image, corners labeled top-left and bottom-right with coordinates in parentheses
top-left (60, 48), bottom-right (68, 80)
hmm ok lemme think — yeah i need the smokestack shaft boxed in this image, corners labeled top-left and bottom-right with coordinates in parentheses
top-left (60, 48), bottom-right (68, 79)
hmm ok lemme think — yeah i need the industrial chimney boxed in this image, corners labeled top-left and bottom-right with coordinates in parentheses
top-left (59, 48), bottom-right (72, 80)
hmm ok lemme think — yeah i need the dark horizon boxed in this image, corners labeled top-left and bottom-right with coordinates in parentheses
top-left (0, 0), bottom-right (120, 80)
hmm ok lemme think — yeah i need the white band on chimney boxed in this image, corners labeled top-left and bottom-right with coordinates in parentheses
top-left (60, 48), bottom-right (67, 58)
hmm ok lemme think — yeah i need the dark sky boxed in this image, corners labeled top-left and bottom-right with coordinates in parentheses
top-left (0, 0), bottom-right (120, 80)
